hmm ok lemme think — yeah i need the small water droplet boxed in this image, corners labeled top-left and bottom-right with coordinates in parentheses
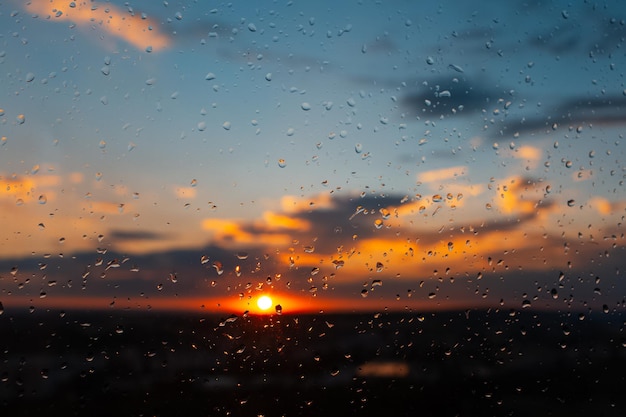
top-left (25, 72), bottom-right (35, 82)
top-left (222, 121), bottom-right (231, 130)
top-left (175, 11), bottom-right (183, 20)
top-left (248, 23), bottom-right (257, 32)
top-left (205, 72), bottom-right (216, 80)
top-left (278, 158), bottom-right (287, 168)
top-left (346, 97), bottom-right (356, 107)
top-left (522, 299), bottom-right (531, 308)
top-left (16, 114), bottom-right (25, 124)
top-left (567, 199), bottom-right (575, 207)
top-left (355, 143), bottom-right (363, 153)
top-left (301, 102), bottom-right (311, 111)
top-left (101, 66), bottom-right (110, 76)
top-left (426, 56), bottom-right (434, 65)
top-left (38, 195), bottom-right (47, 204)
top-left (275, 304), bottom-right (282, 315)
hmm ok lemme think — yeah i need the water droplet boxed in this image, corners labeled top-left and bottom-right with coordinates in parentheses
top-left (361, 289), bottom-right (368, 297)
top-left (286, 127), bottom-right (295, 136)
top-left (567, 199), bottom-right (575, 207)
top-left (197, 121), bottom-right (207, 131)
top-left (98, 140), bottom-right (107, 149)
top-left (275, 304), bottom-right (282, 315)
top-left (145, 46), bottom-right (153, 53)
top-left (565, 160), bottom-right (573, 168)
top-left (347, 97), bottom-right (356, 107)
top-left (145, 77), bottom-right (157, 85)
top-left (521, 299), bottom-right (531, 308)
top-left (16, 114), bottom-right (25, 124)
top-left (265, 72), bottom-right (272, 81)
top-left (426, 56), bottom-right (434, 65)
top-left (25, 72), bottom-right (35, 82)
top-left (355, 143), bottom-right (363, 153)
top-left (212, 261), bottom-right (224, 275)
top-left (374, 219), bottom-right (383, 229)
top-left (222, 121), bottom-right (231, 130)
top-left (278, 159), bottom-right (287, 168)
top-left (38, 195), bottom-right (47, 204)
top-left (551, 288), bottom-right (558, 299)
top-left (190, 179), bottom-right (198, 187)
top-left (100, 96), bottom-right (108, 105)
top-left (448, 63), bottom-right (464, 73)
top-left (95, 172), bottom-right (103, 181)
top-left (0, 301), bottom-right (3, 315)
top-left (175, 11), bottom-right (183, 20)
top-left (101, 66), bottom-right (110, 76)
top-left (205, 72), bottom-right (216, 80)
top-left (248, 23), bottom-right (257, 32)
top-left (301, 102), bottom-right (311, 111)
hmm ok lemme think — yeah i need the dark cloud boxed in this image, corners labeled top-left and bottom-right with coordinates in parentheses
top-left (109, 229), bottom-right (171, 241)
top-left (491, 93), bottom-right (626, 140)
top-left (400, 75), bottom-right (511, 118)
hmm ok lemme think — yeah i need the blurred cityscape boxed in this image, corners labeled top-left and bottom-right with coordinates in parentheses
top-left (1, 308), bottom-right (624, 416)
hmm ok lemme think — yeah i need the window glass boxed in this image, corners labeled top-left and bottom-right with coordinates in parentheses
top-left (1, 1), bottom-right (624, 415)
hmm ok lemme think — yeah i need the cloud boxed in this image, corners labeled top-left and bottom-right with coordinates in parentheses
top-left (174, 187), bottom-right (197, 199)
top-left (108, 229), bottom-right (169, 241)
top-left (25, 0), bottom-right (171, 52)
top-left (417, 165), bottom-right (468, 184)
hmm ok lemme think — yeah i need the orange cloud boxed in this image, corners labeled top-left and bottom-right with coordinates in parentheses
top-left (515, 145), bottom-right (542, 161)
top-left (25, 0), bottom-right (171, 51)
top-left (417, 165), bottom-right (467, 183)
top-left (495, 176), bottom-right (543, 215)
top-left (261, 211), bottom-right (311, 231)
top-left (202, 218), bottom-right (292, 247)
top-left (587, 196), bottom-right (613, 215)
top-left (174, 187), bottom-right (197, 199)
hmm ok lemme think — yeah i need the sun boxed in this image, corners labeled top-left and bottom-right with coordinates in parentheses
top-left (256, 295), bottom-right (273, 311)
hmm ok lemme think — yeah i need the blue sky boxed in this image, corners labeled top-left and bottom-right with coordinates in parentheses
top-left (0, 0), bottom-right (624, 314)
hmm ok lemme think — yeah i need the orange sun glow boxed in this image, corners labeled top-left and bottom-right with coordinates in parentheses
top-left (257, 295), bottom-right (273, 311)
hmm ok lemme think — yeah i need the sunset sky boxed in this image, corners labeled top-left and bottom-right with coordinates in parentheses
top-left (0, 0), bottom-right (624, 315)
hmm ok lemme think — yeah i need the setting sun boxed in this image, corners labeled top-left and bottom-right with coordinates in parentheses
top-left (257, 295), bottom-right (273, 311)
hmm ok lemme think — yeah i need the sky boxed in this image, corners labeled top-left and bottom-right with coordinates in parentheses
top-left (0, 0), bottom-right (624, 315)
